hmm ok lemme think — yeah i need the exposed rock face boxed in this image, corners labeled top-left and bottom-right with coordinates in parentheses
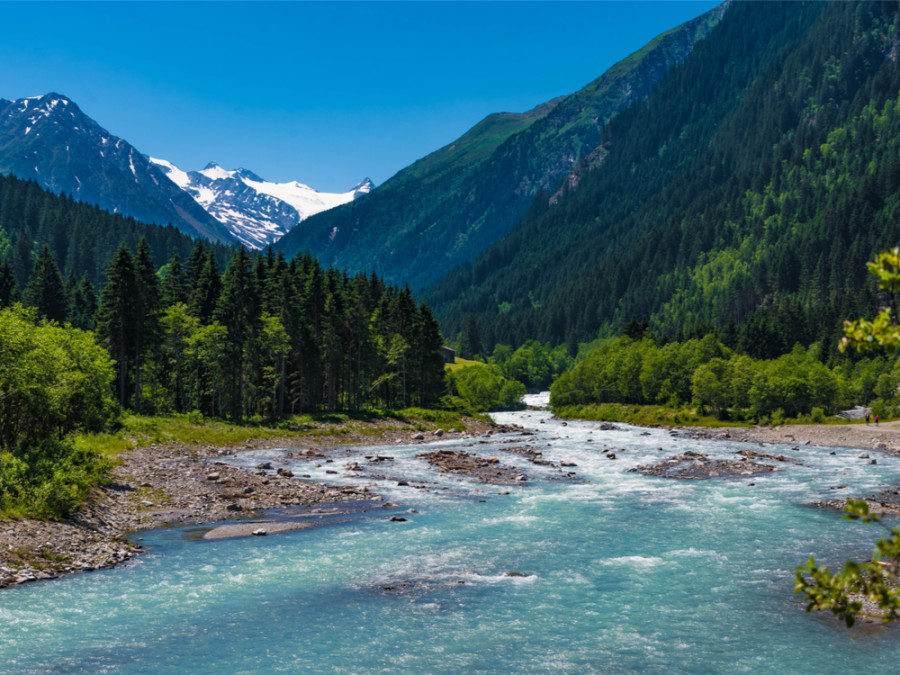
top-left (150, 158), bottom-right (372, 249)
top-left (628, 451), bottom-right (779, 480)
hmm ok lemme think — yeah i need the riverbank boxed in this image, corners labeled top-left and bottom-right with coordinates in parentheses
top-left (0, 414), bottom-right (507, 589)
top-left (680, 420), bottom-right (900, 454)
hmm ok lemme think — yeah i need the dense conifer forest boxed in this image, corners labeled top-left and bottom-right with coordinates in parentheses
top-left (2, 239), bottom-right (446, 419)
top-left (0, 172), bottom-right (234, 291)
top-left (427, 1), bottom-right (900, 362)
top-left (0, 169), bottom-right (448, 420)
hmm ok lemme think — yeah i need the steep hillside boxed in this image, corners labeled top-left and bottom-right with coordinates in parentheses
top-left (427, 1), bottom-right (900, 360)
top-left (0, 94), bottom-right (233, 243)
top-left (276, 4), bottom-right (726, 289)
top-left (0, 172), bottom-right (233, 289)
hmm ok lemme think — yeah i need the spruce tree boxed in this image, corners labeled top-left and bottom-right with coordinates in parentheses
top-left (214, 248), bottom-right (260, 419)
top-left (24, 245), bottom-right (68, 323)
top-left (69, 273), bottom-right (97, 331)
top-left (133, 238), bottom-right (162, 413)
top-left (97, 244), bottom-right (138, 408)
top-left (190, 254), bottom-right (221, 324)
top-left (0, 259), bottom-right (19, 307)
top-left (161, 248), bottom-right (190, 307)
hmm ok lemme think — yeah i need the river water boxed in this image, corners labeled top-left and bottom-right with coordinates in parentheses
top-left (2, 393), bottom-right (900, 673)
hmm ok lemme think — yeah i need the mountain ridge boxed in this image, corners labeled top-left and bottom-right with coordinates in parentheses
top-left (149, 157), bottom-right (372, 249)
top-left (0, 93), bottom-right (234, 243)
top-left (275, 2), bottom-right (728, 289)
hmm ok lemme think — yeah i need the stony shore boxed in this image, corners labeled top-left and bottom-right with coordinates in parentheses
top-left (0, 415), bottom-right (508, 589)
top-left (680, 420), bottom-right (900, 454)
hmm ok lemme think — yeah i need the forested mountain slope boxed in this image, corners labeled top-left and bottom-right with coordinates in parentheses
top-left (0, 172), bottom-right (233, 289)
top-left (427, 1), bottom-right (900, 360)
top-left (275, 4), bottom-right (726, 290)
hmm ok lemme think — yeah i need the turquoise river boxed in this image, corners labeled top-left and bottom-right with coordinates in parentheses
top-left (2, 394), bottom-right (900, 673)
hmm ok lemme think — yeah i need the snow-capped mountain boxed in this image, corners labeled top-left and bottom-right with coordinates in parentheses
top-left (0, 93), bottom-right (234, 243)
top-left (149, 158), bottom-right (373, 249)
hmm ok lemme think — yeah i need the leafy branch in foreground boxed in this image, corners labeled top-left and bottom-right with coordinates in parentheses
top-left (839, 247), bottom-right (900, 354)
top-left (794, 499), bottom-right (900, 627)
top-left (797, 248), bottom-right (900, 625)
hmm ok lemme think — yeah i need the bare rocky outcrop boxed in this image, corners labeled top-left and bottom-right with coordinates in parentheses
top-left (628, 450), bottom-right (779, 480)
top-left (417, 449), bottom-right (526, 485)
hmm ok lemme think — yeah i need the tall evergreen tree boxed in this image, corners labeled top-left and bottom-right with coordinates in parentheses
top-left (214, 248), bottom-right (260, 419)
top-left (24, 245), bottom-right (67, 323)
top-left (160, 248), bottom-right (190, 307)
top-left (0, 258), bottom-right (19, 307)
top-left (190, 254), bottom-right (221, 324)
top-left (69, 273), bottom-right (97, 331)
top-left (133, 238), bottom-right (162, 413)
top-left (97, 244), bottom-right (138, 408)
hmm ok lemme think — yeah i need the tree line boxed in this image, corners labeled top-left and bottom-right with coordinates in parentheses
top-left (1, 239), bottom-right (447, 420)
top-left (550, 334), bottom-right (899, 423)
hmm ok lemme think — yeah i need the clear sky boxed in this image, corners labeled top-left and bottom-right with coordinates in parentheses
top-left (0, 1), bottom-right (721, 192)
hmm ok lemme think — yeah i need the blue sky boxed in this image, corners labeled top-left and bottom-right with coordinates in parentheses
top-left (0, 1), bottom-right (721, 192)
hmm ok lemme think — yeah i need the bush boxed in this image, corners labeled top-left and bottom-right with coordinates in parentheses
top-left (0, 439), bottom-right (111, 520)
top-left (447, 364), bottom-right (526, 411)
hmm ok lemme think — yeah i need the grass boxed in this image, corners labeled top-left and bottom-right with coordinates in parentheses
top-left (445, 357), bottom-right (485, 373)
top-left (552, 403), bottom-right (754, 428)
top-left (73, 413), bottom-right (300, 459)
top-left (395, 407), bottom-right (490, 432)
top-left (72, 407), bottom-right (485, 459)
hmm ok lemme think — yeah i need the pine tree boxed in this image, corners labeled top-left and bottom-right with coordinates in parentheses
top-left (214, 248), bottom-right (260, 419)
top-left (69, 273), bottom-right (97, 331)
top-left (458, 315), bottom-right (482, 360)
top-left (97, 244), bottom-right (138, 408)
top-left (190, 254), bottom-right (221, 324)
top-left (24, 245), bottom-right (68, 323)
top-left (0, 258), bottom-right (19, 307)
top-left (133, 238), bottom-right (162, 413)
top-left (160, 248), bottom-right (190, 307)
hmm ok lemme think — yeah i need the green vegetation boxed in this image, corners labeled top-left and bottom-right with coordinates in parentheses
top-left (0, 192), bottom-right (452, 520)
top-left (429, 2), bottom-right (900, 365)
top-left (550, 334), bottom-right (897, 423)
top-left (446, 363), bottom-right (526, 412)
top-left (52, 239), bottom-right (446, 420)
top-left (796, 499), bottom-right (900, 627)
top-left (488, 340), bottom-right (572, 391)
top-left (444, 356), bottom-right (482, 373)
top-left (0, 305), bottom-right (116, 519)
top-left (796, 249), bottom-right (900, 626)
top-left (0, 172), bottom-right (234, 294)
top-left (552, 403), bottom-right (749, 429)
top-left (73, 406), bottom-right (483, 460)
